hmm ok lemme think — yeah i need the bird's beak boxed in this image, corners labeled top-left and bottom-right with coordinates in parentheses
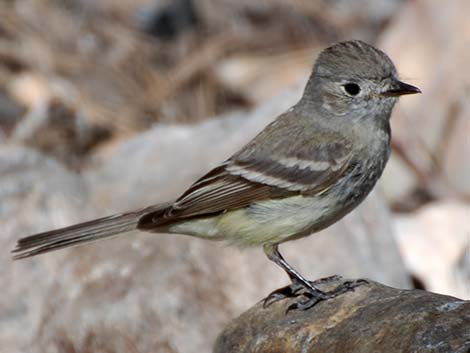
top-left (381, 81), bottom-right (421, 97)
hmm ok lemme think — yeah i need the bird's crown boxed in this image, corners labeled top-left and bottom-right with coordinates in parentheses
top-left (314, 40), bottom-right (397, 80)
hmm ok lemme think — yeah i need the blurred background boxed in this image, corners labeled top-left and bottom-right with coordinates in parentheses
top-left (1, 0), bottom-right (468, 352)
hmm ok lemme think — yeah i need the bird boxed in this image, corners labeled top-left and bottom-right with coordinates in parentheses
top-left (12, 40), bottom-right (421, 309)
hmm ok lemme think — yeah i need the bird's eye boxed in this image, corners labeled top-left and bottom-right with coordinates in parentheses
top-left (343, 83), bottom-right (361, 96)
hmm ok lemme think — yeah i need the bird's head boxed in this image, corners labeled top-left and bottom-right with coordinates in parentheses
top-left (303, 40), bottom-right (421, 119)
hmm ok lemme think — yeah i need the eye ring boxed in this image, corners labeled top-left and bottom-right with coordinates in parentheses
top-left (343, 83), bottom-right (361, 96)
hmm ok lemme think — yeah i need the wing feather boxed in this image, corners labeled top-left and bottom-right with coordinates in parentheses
top-left (139, 117), bottom-right (354, 229)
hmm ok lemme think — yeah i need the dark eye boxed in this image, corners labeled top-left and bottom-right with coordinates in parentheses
top-left (343, 83), bottom-right (361, 96)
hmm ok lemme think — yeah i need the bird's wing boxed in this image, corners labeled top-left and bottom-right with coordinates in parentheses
top-left (226, 145), bottom-right (352, 194)
top-left (138, 120), bottom-right (353, 228)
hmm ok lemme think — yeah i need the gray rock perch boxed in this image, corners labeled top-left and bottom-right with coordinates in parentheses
top-left (214, 279), bottom-right (470, 353)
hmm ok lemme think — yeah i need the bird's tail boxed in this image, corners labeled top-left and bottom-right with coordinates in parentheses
top-left (12, 205), bottom-right (166, 260)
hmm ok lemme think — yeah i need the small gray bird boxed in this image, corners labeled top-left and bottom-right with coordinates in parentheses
top-left (12, 40), bottom-right (420, 309)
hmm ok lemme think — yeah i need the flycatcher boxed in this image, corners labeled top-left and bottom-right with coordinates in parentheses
top-left (12, 40), bottom-right (421, 309)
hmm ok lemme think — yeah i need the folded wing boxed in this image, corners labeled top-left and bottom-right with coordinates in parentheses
top-left (139, 124), bottom-right (352, 228)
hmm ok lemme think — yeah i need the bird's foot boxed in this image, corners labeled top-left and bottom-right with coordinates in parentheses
top-left (263, 277), bottom-right (368, 311)
top-left (286, 279), bottom-right (367, 312)
top-left (263, 275), bottom-right (343, 307)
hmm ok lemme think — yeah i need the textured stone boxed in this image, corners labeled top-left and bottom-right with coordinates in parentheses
top-left (0, 146), bottom-right (87, 352)
top-left (214, 279), bottom-right (470, 353)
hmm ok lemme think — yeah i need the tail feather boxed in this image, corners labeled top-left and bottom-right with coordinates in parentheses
top-left (12, 205), bottom-right (167, 260)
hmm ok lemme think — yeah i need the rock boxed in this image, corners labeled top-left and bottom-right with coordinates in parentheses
top-left (394, 201), bottom-right (470, 299)
top-left (214, 279), bottom-right (470, 353)
top-left (0, 146), bottom-right (87, 353)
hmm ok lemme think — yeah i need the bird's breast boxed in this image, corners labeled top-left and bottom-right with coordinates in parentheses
top-left (329, 139), bottom-right (390, 211)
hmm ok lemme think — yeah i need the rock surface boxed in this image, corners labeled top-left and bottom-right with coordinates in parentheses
top-left (214, 279), bottom-right (470, 353)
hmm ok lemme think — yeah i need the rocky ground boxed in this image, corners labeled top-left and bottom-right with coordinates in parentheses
top-left (0, 0), bottom-right (468, 352)
top-left (214, 279), bottom-right (470, 353)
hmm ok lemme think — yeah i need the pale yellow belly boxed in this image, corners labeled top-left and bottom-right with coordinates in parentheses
top-left (166, 194), bottom-right (339, 247)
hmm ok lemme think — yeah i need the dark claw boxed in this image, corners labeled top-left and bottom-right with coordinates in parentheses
top-left (340, 278), bottom-right (369, 292)
top-left (263, 279), bottom-right (310, 307)
top-left (288, 278), bottom-right (368, 311)
top-left (286, 294), bottom-right (321, 312)
top-left (311, 274), bottom-right (343, 285)
top-left (265, 277), bottom-right (368, 312)
top-left (263, 283), bottom-right (302, 308)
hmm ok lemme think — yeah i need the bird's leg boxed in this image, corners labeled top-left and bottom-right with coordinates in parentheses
top-left (263, 243), bottom-right (326, 300)
top-left (263, 244), bottom-right (366, 310)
